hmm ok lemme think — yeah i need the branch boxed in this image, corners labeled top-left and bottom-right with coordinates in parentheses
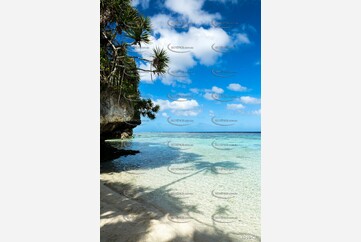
top-left (136, 68), bottom-right (155, 72)
top-left (128, 56), bottom-right (152, 62)
top-left (101, 31), bottom-right (116, 50)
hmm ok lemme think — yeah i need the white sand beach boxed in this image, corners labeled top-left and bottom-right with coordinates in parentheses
top-left (100, 178), bottom-right (260, 242)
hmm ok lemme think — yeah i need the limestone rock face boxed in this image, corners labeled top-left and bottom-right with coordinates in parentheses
top-left (100, 88), bottom-right (140, 140)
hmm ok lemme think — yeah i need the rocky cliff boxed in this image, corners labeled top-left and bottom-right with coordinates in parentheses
top-left (100, 88), bottom-right (141, 162)
top-left (100, 88), bottom-right (140, 141)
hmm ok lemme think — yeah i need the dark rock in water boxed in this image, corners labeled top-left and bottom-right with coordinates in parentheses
top-left (100, 140), bottom-right (139, 163)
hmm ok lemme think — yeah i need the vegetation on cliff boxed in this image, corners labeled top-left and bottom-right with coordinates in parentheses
top-left (100, 0), bottom-right (169, 120)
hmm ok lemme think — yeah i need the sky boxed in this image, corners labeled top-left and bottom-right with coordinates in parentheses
top-left (130, 0), bottom-right (261, 132)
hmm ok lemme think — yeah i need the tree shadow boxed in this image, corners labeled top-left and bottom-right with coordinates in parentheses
top-left (101, 141), bottom-right (245, 175)
top-left (192, 161), bottom-right (245, 175)
top-left (101, 181), bottom-right (261, 242)
top-left (101, 139), bottom-right (260, 241)
top-left (101, 140), bottom-right (203, 173)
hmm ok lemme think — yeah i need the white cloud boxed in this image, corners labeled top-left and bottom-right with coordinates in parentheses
top-left (227, 103), bottom-right (245, 110)
top-left (175, 110), bottom-right (200, 116)
top-left (227, 83), bottom-right (247, 92)
top-left (162, 112), bottom-right (169, 117)
top-left (165, 0), bottom-right (221, 25)
top-left (212, 86), bottom-right (224, 94)
top-left (240, 96), bottom-right (261, 104)
top-left (161, 74), bottom-right (192, 86)
top-left (154, 98), bottom-right (199, 110)
top-left (138, 62), bottom-right (154, 83)
top-left (203, 92), bottom-right (214, 100)
top-left (136, 1), bottom-right (252, 86)
top-left (202, 86), bottom-right (224, 100)
top-left (153, 98), bottom-right (201, 116)
top-left (141, 19), bottom-right (231, 85)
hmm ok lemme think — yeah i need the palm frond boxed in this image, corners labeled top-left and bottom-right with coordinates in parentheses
top-left (151, 47), bottom-right (170, 75)
top-left (125, 16), bottom-right (151, 46)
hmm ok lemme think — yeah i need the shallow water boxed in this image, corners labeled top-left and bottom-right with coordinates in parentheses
top-left (101, 132), bottom-right (261, 237)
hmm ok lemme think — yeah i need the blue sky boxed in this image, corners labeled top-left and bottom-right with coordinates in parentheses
top-left (130, 0), bottom-right (260, 132)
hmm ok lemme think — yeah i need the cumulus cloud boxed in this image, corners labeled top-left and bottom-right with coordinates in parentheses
top-left (239, 96), bottom-right (261, 104)
top-left (153, 98), bottom-right (201, 116)
top-left (227, 83), bottom-right (247, 92)
top-left (135, 2), bottom-right (252, 86)
top-left (139, 20), bottom-right (231, 85)
top-left (203, 92), bottom-right (214, 100)
top-left (202, 86), bottom-right (223, 100)
top-left (211, 86), bottom-right (224, 94)
top-left (227, 103), bottom-right (245, 110)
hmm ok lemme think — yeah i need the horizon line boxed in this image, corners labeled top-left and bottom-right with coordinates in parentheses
top-left (135, 131), bottom-right (261, 133)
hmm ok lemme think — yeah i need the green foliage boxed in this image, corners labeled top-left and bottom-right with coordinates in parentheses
top-left (135, 99), bottom-right (160, 120)
top-left (100, 0), bottom-right (168, 120)
top-left (152, 47), bottom-right (170, 75)
top-left (125, 17), bottom-right (152, 46)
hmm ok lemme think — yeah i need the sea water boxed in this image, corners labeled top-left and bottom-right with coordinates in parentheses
top-left (101, 132), bottom-right (261, 238)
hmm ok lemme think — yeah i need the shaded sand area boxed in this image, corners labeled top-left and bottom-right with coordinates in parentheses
top-left (100, 180), bottom-right (260, 242)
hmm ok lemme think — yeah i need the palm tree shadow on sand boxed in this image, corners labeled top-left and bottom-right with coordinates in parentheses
top-left (101, 181), bottom-right (261, 242)
top-left (100, 140), bottom-right (260, 242)
top-left (101, 141), bottom-right (246, 173)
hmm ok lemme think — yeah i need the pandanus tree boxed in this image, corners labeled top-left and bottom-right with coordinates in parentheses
top-left (100, 0), bottom-right (169, 120)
